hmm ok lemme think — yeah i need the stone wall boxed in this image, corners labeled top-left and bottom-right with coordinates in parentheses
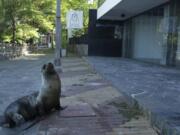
top-left (0, 43), bottom-right (24, 60)
top-left (68, 44), bottom-right (88, 56)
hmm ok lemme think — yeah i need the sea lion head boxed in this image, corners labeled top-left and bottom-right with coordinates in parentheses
top-left (41, 62), bottom-right (56, 76)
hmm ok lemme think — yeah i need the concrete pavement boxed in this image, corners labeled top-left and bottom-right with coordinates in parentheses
top-left (0, 55), bottom-right (157, 135)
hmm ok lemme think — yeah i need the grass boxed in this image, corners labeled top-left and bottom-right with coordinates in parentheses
top-left (109, 101), bottom-right (144, 120)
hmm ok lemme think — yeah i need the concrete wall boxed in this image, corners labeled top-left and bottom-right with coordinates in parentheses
top-left (76, 44), bottom-right (88, 56)
top-left (131, 15), bottom-right (163, 61)
top-left (68, 44), bottom-right (88, 56)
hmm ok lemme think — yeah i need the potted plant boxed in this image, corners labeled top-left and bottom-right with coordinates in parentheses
top-left (62, 30), bottom-right (67, 57)
top-left (61, 47), bottom-right (66, 57)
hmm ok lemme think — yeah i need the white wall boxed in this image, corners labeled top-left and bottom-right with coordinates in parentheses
top-left (176, 25), bottom-right (180, 60)
top-left (97, 0), bottom-right (122, 19)
top-left (132, 15), bottom-right (163, 60)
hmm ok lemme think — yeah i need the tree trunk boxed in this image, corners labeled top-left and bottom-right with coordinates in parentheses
top-left (12, 17), bottom-right (16, 53)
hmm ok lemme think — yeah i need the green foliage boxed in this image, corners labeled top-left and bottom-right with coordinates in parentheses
top-left (62, 29), bottom-right (68, 49)
top-left (72, 29), bottom-right (87, 37)
top-left (16, 24), bottom-right (39, 41)
top-left (0, 0), bottom-right (55, 43)
top-left (98, 0), bottom-right (105, 7)
top-left (2, 35), bottom-right (11, 43)
top-left (0, 0), bottom-right (98, 47)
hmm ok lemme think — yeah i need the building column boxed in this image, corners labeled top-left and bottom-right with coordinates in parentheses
top-left (160, 5), bottom-right (169, 65)
top-left (166, 0), bottom-right (180, 66)
top-left (122, 23), bottom-right (127, 57)
top-left (122, 20), bottom-right (133, 58)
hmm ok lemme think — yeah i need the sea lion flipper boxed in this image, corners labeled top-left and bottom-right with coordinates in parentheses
top-left (0, 115), bottom-right (7, 127)
top-left (12, 113), bottom-right (25, 126)
top-left (59, 106), bottom-right (67, 111)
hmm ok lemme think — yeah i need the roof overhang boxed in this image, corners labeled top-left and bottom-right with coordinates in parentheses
top-left (97, 0), bottom-right (170, 21)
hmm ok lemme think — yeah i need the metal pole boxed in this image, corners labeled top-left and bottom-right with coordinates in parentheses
top-left (54, 0), bottom-right (61, 66)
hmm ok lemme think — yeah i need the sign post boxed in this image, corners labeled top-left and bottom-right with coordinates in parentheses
top-left (54, 0), bottom-right (62, 66)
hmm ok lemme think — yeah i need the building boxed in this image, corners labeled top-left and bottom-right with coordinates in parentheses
top-left (89, 0), bottom-right (180, 66)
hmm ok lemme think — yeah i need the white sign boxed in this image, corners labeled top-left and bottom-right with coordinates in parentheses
top-left (67, 10), bottom-right (83, 29)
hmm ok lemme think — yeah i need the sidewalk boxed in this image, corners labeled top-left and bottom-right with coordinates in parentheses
top-left (0, 56), bottom-right (157, 135)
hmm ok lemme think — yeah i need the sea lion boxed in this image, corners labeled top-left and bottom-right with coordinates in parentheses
top-left (36, 62), bottom-right (62, 114)
top-left (0, 62), bottom-right (62, 128)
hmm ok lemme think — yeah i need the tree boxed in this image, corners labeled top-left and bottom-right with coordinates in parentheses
top-left (0, 0), bottom-right (6, 41)
top-left (0, 0), bottom-right (56, 44)
top-left (2, 0), bottom-right (31, 44)
top-left (0, 0), bottom-right (98, 45)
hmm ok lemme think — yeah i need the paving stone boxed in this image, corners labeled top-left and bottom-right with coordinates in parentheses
top-left (63, 86), bottom-right (124, 105)
top-left (62, 63), bottom-right (88, 69)
top-left (63, 83), bottom-right (109, 97)
top-left (61, 69), bottom-right (92, 78)
top-left (61, 74), bottom-right (101, 87)
top-left (59, 103), bottom-right (96, 117)
top-left (62, 66), bottom-right (89, 72)
top-left (38, 131), bottom-right (46, 135)
top-left (46, 128), bottom-right (58, 135)
top-left (57, 128), bottom-right (70, 135)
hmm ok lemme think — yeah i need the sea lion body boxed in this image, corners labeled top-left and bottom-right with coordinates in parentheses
top-left (36, 63), bottom-right (61, 114)
top-left (2, 92), bottom-right (38, 127)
